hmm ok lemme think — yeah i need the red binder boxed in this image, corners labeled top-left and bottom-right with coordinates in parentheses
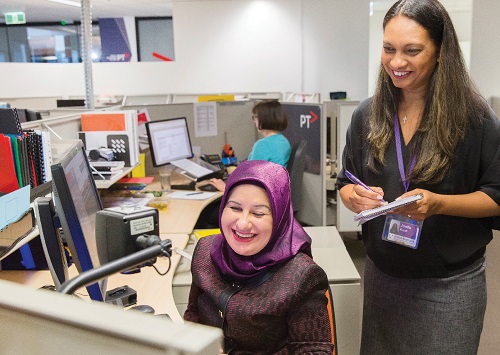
top-left (0, 134), bottom-right (20, 193)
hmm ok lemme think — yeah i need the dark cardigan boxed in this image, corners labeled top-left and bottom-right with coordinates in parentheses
top-left (184, 235), bottom-right (335, 354)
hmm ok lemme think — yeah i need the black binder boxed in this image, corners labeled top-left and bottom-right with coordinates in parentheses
top-left (0, 108), bottom-right (22, 135)
top-left (25, 130), bottom-right (46, 187)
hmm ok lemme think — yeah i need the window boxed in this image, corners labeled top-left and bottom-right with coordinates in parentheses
top-left (136, 17), bottom-right (175, 62)
top-left (28, 25), bottom-right (80, 63)
top-left (0, 17), bottom-right (175, 63)
top-left (0, 22), bottom-right (101, 63)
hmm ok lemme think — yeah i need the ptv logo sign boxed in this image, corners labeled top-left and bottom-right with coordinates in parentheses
top-left (299, 111), bottom-right (319, 128)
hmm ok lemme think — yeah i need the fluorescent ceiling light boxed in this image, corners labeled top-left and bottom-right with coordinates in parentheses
top-left (47, 0), bottom-right (81, 7)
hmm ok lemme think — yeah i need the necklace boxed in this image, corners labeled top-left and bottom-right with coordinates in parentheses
top-left (401, 105), bottom-right (423, 125)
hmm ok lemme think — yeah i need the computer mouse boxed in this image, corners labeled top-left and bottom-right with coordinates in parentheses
top-left (198, 183), bottom-right (218, 192)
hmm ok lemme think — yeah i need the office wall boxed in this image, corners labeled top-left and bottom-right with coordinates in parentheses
top-left (0, 1), bottom-right (370, 104)
top-left (470, 1), bottom-right (500, 100)
top-left (301, 0), bottom-right (370, 101)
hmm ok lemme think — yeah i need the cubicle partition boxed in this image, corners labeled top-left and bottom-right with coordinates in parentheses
top-left (281, 103), bottom-right (327, 226)
top-left (122, 92), bottom-right (283, 106)
top-left (123, 102), bottom-right (258, 177)
top-left (2, 96), bottom-right (124, 113)
top-left (323, 100), bottom-right (361, 233)
top-left (125, 100), bottom-right (330, 227)
top-left (283, 92), bottom-right (322, 103)
top-left (18, 95), bottom-right (344, 228)
top-left (21, 113), bottom-right (83, 142)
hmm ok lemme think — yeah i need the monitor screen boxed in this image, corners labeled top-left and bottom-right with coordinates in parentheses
top-left (51, 140), bottom-right (106, 301)
top-left (145, 117), bottom-right (194, 167)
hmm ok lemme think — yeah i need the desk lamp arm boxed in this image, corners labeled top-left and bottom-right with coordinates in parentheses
top-left (58, 239), bottom-right (172, 297)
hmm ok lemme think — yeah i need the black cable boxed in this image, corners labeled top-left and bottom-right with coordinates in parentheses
top-left (59, 239), bottom-right (172, 296)
top-left (148, 257), bottom-right (171, 276)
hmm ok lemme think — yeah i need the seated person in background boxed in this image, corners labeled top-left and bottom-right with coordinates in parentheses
top-left (184, 160), bottom-right (335, 354)
top-left (209, 100), bottom-right (291, 191)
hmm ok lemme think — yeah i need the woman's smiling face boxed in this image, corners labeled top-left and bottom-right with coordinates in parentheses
top-left (221, 183), bottom-right (273, 256)
top-left (382, 15), bottom-right (439, 95)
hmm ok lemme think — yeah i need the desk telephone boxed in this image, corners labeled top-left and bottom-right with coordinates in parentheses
top-left (201, 154), bottom-right (224, 170)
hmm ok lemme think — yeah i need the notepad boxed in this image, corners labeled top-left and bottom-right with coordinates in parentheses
top-left (354, 193), bottom-right (423, 225)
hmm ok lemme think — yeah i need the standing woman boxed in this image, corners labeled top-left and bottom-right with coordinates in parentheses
top-left (336, 0), bottom-right (500, 354)
top-left (185, 160), bottom-right (335, 354)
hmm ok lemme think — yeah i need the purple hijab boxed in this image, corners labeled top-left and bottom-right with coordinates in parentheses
top-left (210, 160), bottom-right (312, 282)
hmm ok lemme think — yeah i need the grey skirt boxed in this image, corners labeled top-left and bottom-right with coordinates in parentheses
top-left (360, 256), bottom-right (487, 355)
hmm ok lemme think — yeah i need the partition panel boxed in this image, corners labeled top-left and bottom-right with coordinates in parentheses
top-left (124, 102), bottom-right (257, 176)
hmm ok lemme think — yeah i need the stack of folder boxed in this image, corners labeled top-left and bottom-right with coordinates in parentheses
top-left (0, 108), bottom-right (47, 269)
top-left (0, 108), bottom-right (52, 194)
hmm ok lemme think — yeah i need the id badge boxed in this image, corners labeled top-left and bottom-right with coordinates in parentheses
top-left (382, 214), bottom-right (423, 249)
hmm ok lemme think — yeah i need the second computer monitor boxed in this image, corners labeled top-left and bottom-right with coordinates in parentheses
top-left (51, 140), bottom-right (106, 301)
top-left (145, 117), bottom-right (194, 167)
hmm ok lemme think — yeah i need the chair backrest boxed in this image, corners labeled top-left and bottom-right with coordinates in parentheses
top-left (287, 140), bottom-right (307, 214)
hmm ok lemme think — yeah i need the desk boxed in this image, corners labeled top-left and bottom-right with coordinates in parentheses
top-left (103, 179), bottom-right (222, 234)
top-left (172, 226), bottom-right (361, 355)
top-left (0, 233), bottom-right (189, 323)
top-left (158, 194), bottom-right (221, 234)
top-left (0, 191), bottom-right (221, 323)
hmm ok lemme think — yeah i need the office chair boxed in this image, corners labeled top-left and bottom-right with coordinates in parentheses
top-left (287, 140), bottom-right (307, 215)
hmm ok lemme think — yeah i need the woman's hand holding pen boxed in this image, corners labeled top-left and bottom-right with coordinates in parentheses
top-left (346, 183), bottom-right (386, 213)
top-left (341, 169), bottom-right (386, 213)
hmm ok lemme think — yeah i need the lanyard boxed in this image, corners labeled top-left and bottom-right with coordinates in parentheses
top-left (394, 113), bottom-right (416, 192)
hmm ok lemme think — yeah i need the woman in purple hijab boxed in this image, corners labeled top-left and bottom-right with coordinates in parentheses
top-left (184, 160), bottom-right (335, 354)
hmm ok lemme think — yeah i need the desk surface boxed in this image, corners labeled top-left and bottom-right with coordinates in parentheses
top-left (0, 233), bottom-right (189, 322)
top-left (0, 167), bottom-right (223, 326)
top-left (101, 179), bottom-right (222, 235)
top-left (147, 180), bottom-right (222, 235)
top-left (0, 188), bottom-right (221, 323)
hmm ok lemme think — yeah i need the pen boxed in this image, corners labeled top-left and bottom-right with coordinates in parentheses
top-left (344, 170), bottom-right (385, 202)
top-left (174, 247), bottom-right (193, 261)
top-left (186, 191), bottom-right (203, 196)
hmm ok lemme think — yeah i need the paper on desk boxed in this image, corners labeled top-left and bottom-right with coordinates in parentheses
top-left (100, 196), bottom-right (152, 209)
top-left (0, 185), bottom-right (30, 231)
top-left (169, 191), bottom-right (217, 200)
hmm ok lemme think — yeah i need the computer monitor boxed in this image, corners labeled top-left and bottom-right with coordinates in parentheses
top-left (51, 140), bottom-right (106, 301)
top-left (145, 117), bottom-right (194, 167)
top-left (0, 280), bottom-right (222, 354)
